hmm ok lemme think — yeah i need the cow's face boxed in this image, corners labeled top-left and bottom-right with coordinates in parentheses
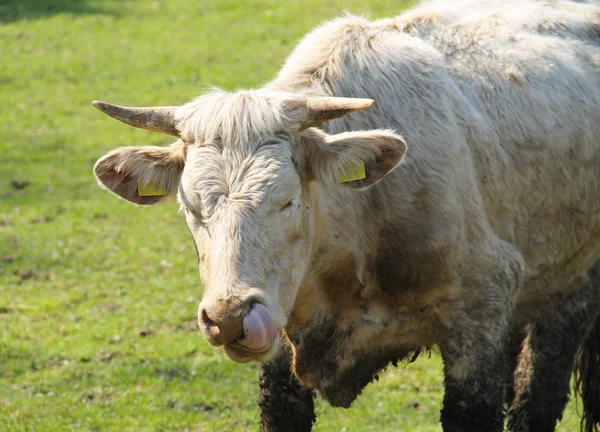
top-left (92, 89), bottom-right (406, 363)
top-left (179, 134), bottom-right (314, 362)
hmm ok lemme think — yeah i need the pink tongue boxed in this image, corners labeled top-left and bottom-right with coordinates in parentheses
top-left (237, 303), bottom-right (277, 350)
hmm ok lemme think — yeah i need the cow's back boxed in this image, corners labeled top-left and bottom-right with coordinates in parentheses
top-left (271, 0), bottom-right (600, 303)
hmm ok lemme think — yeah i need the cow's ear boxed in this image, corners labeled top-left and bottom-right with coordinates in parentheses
top-left (303, 129), bottom-right (406, 189)
top-left (93, 141), bottom-right (185, 205)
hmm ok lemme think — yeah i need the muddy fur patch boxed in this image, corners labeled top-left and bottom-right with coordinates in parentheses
top-left (575, 262), bottom-right (600, 432)
top-left (576, 318), bottom-right (600, 432)
top-left (258, 344), bottom-right (316, 432)
top-left (441, 357), bottom-right (507, 432)
top-left (317, 347), bottom-right (422, 408)
top-left (287, 316), bottom-right (422, 408)
top-left (508, 262), bottom-right (600, 432)
top-left (371, 217), bottom-right (456, 295)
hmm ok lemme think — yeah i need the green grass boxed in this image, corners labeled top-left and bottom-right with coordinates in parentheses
top-left (0, 0), bottom-right (584, 430)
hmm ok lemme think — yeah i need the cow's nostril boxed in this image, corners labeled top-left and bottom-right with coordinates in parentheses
top-left (201, 309), bottom-right (217, 329)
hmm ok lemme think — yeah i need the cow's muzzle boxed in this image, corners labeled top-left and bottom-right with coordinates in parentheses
top-left (199, 301), bottom-right (278, 361)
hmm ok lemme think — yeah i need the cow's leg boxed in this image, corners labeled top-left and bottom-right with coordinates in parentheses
top-left (258, 343), bottom-right (316, 432)
top-left (507, 266), bottom-right (600, 432)
top-left (439, 327), bottom-right (511, 432)
top-left (439, 242), bottom-right (524, 432)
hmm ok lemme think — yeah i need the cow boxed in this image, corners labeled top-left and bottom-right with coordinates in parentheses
top-left (92, 0), bottom-right (600, 430)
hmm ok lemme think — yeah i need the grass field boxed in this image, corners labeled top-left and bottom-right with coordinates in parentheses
top-left (0, 0), bottom-right (586, 430)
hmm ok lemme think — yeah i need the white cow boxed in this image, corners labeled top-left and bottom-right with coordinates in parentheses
top-left (93, 1), bottom-right (600, 430)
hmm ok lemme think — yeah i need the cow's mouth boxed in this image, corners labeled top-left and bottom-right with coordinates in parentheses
top-left (223, 333), bottom-right (281, 363)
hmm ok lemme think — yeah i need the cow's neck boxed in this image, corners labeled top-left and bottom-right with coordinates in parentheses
top-left (291, 183), bottom-right (380, 328)
top-left (286, 182), bottom-right (423, 403)
top-left (315, 184), bottom-right (375, 278)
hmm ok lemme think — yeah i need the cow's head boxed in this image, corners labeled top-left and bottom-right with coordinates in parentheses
top-left (93, 89), bottom-right (406, 363)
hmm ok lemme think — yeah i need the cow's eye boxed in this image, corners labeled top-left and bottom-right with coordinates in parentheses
top-left (280, 199), bottom-right (295, 212)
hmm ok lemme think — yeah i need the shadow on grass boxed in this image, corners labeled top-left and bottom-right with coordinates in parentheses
top-left (0, 0), bottom-right (119, 23)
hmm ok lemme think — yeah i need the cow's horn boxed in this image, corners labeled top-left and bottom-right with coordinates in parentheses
top-left (92, 101), bottom-right (180, 137)
top-left (302, 97), bottom-right (375, 129)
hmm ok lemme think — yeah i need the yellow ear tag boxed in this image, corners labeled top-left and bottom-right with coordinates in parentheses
top-left (339, 163), bottom-right (366, 183)
top-left (137, 179), bottom-right (167, 197)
